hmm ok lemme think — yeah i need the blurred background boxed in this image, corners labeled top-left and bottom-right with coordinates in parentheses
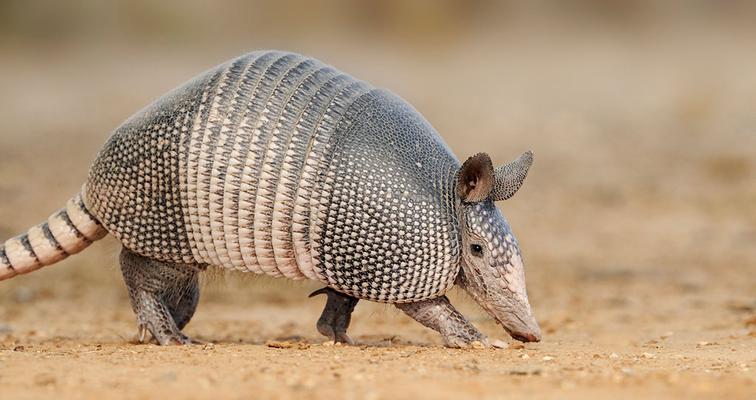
top-left (0, 1), bottom-right (754, 398)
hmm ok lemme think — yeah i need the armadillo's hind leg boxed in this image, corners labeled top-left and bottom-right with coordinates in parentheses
top-left (167, 280), bottom-right (200, 331)
top-left (395, 296), bottom-right (488, 348)
top-left (309, 288), bottom-right (358, 344)
top-left (119, 248), bottom-right (204, 345)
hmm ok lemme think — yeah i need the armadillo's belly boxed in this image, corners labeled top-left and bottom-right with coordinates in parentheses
top-left (86, 50), bottom-right (461, 302)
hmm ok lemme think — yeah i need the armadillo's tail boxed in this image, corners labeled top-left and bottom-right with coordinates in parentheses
top-left (0, 191), bottom-right (107, 281)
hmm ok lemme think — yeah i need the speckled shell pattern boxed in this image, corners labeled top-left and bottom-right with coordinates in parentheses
top-left (85, 51), bottom-right (462, 303)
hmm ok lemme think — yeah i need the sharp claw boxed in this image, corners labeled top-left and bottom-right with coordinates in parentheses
top-left (308, 287), bottom-right (330, 298)
top-left (189, 337), bottom-right (207, 345)
top-left (160, 334), bottom-right (198, 346)
top-left (335, 332), bottom-right (355, 345)
top-left (138, 324), bottom-right (148, 343)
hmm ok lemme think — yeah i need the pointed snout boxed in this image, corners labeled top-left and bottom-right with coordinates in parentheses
top-left (511, 332), bottom-right (540, 343)
top-left (509, 320), bottom-right (542, 343)
top-left (492, 303), bottom-right (542, 343)
top-left (500, 316), bottom-right (541, 342)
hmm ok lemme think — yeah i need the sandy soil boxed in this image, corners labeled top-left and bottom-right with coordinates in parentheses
top-left (0, 23), bottom-right (755, 399)
top-left (1, 273), bottom-right (755, 400)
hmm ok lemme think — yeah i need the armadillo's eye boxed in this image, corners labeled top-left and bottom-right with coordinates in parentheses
top-left (470, 244), bottom-right (484, 257)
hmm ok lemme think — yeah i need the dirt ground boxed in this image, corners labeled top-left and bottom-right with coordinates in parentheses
top-left (0, 9), bottom-right (755, 399)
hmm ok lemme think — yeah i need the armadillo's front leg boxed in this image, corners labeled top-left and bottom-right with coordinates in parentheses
top-left (395, 296), bottom-right (488, 348)
top-left (120, 248), bottom-right (204, 345)
top-left (309, 288), bottom-right (358, 344)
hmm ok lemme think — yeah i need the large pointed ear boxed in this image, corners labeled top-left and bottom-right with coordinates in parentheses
top-left (457, 153), bottom-right (495, 203)
top-left (490, 150), bottom-right (534, 201)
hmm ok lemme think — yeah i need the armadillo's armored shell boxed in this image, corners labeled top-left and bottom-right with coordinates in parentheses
top-left (85, 51), bottom-right (461, 303)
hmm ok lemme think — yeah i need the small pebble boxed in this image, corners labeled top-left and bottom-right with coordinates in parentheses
top-left (520, 353), bottom-right (530, 359)
top-left (642, 352), bottom-right (656, 359)
top-left (491, 339), bottom-right (509, 349)
top-left (609, 352), bottom-right (619, 359)
top-left (542, 356), bottom-right (554, 361)
top-left (470, 341), bottom-right (486, 350)
top-left (266, 340), bottom-right (294, 349)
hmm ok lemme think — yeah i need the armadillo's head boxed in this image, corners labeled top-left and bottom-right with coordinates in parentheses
top-left (454, 151), bottom-right (541, 342)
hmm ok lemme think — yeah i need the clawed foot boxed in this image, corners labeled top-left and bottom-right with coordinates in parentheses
top-left (443, 335), bottom-right (490, 349)
top-left (309, 288), bottom-right (358, 345)
top-left (137, 323), bottom-right (204, 346)
top-left (395, 296), bottom-right (489, 349)
top-left (121, 248), bottom-right (203, 347)
top-left (318, 323), bottom-right (354, 345)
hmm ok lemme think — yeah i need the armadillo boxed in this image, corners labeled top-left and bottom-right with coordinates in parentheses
top-left (0, 50), bottom-right (540, 346)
